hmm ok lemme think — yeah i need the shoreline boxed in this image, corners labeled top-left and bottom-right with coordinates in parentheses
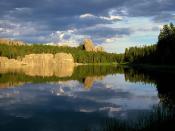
top-left (122, 63), bottom-right (175, 74)
top-left (74, 62), bottom-right (118, 66)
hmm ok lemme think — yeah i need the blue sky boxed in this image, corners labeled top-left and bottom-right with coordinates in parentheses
top-left (0, 0), bottom-right (175, 53)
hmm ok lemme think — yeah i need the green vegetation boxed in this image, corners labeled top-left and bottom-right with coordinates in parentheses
top-left (97, 106), bottom-right (175, 131)
top-left (124, 45), bottom-right (157, 64)
top-left (124, 23), bottom-right (175, 65)
top-left (0, 44), bottom-right (123, 63)
top-left (157, 23), bottom-right (175, 64)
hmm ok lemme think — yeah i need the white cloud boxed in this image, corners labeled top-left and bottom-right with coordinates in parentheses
top-left (48, 29), bottom-right (84, 47)
top-left (0, 20), bottom-right (37, 37)
top-left (14, 7), bottom-right (31, 12)
top-left (80, 13), bottom-right (122, 21)
top-left (105, 37), bottom-right (118, 43)
top-left (100, 15), bottom-right (123, 21)
top-left (80, 13), bottom-right (95, 18)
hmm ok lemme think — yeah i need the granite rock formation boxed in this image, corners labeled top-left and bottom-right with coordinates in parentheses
top-left (82, 39), bottom-right (104, 52)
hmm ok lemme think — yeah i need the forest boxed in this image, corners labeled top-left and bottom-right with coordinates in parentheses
top-left (0, 44), bottom-right (124, 63)
top-left (124, 23), bottom-right (175, 65)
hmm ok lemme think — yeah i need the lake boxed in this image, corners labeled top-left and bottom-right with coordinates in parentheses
top-left (0, 65), bottom-right (174, 131)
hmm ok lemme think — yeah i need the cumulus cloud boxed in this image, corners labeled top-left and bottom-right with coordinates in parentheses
top-left (78, 26), bottom-right (132, 44)
top-left (45, 25), bottom-right (132, 45)
top-left (80, 13), bottom-right (122, 21)
top-left (0, 0), bottom-right (175, 52)
top-left (100, 15), bottom-right (123, 21)
top-left (80, 13), bottom-right (95, 19)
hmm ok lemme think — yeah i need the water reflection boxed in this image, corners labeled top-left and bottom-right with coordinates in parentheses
top-left (0, 62), bottom-right (74, 77)
top-left (0, 65), bottom-right (122, 89)
top-left (0, 65), bottom-right (173, 131)
top-left (124, 66), bottom-right (175, 108)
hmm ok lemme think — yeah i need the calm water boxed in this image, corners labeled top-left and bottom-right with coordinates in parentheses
top-left (0, 65), bottom-right (173, 131)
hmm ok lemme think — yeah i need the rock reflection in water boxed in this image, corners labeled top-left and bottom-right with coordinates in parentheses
top-left (0, 82), bottom-right (24, 89)
top-left (24, 64), bottom-right (74, 77)
top-left (0, 63), bottom-right (74, 77)
top-left (0, 64), bottom-right (108, 89)
top-left (83, 76), bottom-right (104, 89)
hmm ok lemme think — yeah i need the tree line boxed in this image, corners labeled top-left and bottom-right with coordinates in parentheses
top-left (124, 23), bottom-right (175, 65)
top-left (0, 44), bottom-right (123, 63)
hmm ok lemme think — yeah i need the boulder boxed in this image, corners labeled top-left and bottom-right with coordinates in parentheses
top-left (82, 39), bottom-right (95, 51)
top-left (82, 39), bottom-right (104, 52)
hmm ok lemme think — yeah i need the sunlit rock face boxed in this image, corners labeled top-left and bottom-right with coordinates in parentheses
top-left (22, 54), bottom-right (54, 66)
top-left (54, 53), bottom-right (74, 64)
top-left (83, 39), bottom-right (95, 52)
top-left (0, 53), bottom-right (74, 77)
top-left (82, 39), bottom-right (104, 52)
top-left (54, 53), bottom-right (74, 77)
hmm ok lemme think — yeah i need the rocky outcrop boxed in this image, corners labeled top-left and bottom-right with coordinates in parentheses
top-left (0, 53), bottom-right (75, 77)
top-left (0, 38), bottom-right (26, 46)
top-left (82, 39), bottom-right (104, 52)
top-left (22, 53), bottom-right (74, 65)
top-left (22, 54), bottom-right (54, 66)
top-left (83, 39), bottom-right (95, 51)
top-left (1, 53), bottom-right (74, 66)
top-left (54, 53), bottom-right (74, 64)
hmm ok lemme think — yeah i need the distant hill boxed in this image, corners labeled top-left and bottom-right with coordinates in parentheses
top-left (0, 38), bottom-right (26, 46)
